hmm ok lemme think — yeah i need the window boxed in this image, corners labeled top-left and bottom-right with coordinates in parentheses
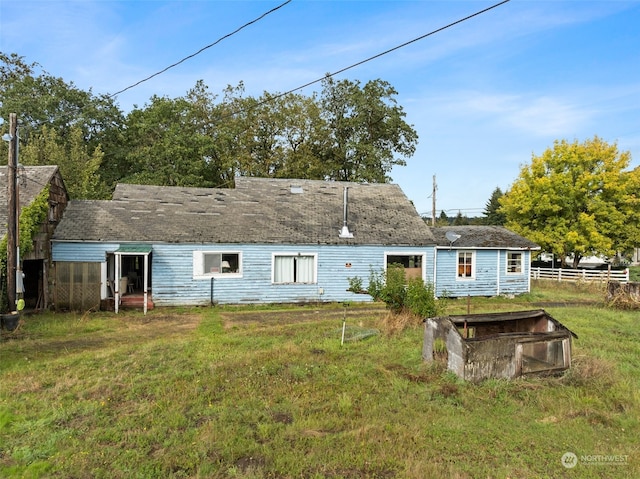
top-left (520, 339), bottom-right (568, 374)
top-left (273, 254), bottom-right (316, 284)
top-left (193, 251), bottom-right (241, 278)
top-left (457, 251), bottom-right (474, 279)
top-left (385, 253), bottom-right (424, 281)
top-left (507, 251), bottom-right (524, 274)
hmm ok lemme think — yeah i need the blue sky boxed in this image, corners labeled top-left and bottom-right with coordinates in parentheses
top-left (1, 0), bottom-right (639, 217)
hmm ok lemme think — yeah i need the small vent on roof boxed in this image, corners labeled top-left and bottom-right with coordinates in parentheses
top-left (290, 185), bottom-right (303, 194)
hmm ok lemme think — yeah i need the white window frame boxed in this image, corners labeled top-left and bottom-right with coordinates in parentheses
top-left (272, 252), bottom-right (318, 284)
top-left (384, 252), bottom-right (425, 269)
top-left (506, 251), bottom-right (524, 275)
top-left (384, 252), bottom-right (425, 279)
top-left (457, 251), bottom-right (475, 280)
top-left (193, 251), bottom-right (242, 279)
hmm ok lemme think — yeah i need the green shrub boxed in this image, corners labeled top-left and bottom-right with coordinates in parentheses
top-left (346, 276), bottom-right (363, 293)
top-left (378, 264), bottom-right (406, 312)
top-left (367, 268), bottom-right (384, 301)
top-left (368, 265), bottom-right (440, 317)
top-left (405, 277), bottom-right (439, 317)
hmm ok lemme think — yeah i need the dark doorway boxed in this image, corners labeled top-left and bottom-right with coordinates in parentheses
top-left (22, 259), bottom-right (45, 309)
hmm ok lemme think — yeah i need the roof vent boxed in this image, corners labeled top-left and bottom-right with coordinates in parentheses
top-left (338, 186), bottom-right (354, 238)
top-left (290, 185), bottom-right (303, 194)
top-left (339, 225), bottom-right (353, 238)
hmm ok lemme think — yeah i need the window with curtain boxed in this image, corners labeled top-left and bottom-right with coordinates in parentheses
top-left (457, 251), bottom-right (474, 279)
top-left (273, 254), bottom-right (316, 284)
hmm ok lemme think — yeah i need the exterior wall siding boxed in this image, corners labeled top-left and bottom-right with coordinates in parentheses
top-left (434, 248), bottom-right (531, 298)
top-left (52, 242), bottom-right (118, 263)
top-left (52, 241), bottom-right (436, 306)
top-left (152, 243), bottom-right (433, 306)
top-left (497, 250), bottom-right (532, 296)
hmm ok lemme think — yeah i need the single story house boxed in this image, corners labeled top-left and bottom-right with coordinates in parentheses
top-left (51, 177), bottom-right (436, 312)
top-left (0, 165), bottom-right (68, 310)
top-left (430, 225), bottom-right (540, 298)
top-left (50, 178), bottom-right (540, 312)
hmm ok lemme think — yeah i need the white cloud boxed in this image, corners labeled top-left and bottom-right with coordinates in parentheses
top-left (509, 97), bottom-right (591, 136)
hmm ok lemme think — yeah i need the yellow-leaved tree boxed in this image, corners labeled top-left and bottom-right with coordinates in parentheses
top-left (500, 136), bottom-right (640, 268)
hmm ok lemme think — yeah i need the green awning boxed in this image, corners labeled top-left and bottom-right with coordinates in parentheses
top-left (115, 244), bottom-right (152, 254)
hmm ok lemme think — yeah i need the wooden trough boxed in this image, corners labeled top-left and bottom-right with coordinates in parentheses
top-left (423, 309), bottom-right (577, 382)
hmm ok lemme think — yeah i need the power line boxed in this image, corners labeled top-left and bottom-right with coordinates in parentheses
top-left (0, 2), bottom-right (292, 146)
top-left (421, 208), bottom-right (486, 217)
top-left (9, 0), bottom-right (511, 162)
top-left (108, 0), bottom-right (292, 99)
top-left (225, 0), bottom-right (511, 117)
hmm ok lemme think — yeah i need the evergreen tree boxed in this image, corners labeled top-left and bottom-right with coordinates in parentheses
top-left (483, 187), bottom-right (506, 225)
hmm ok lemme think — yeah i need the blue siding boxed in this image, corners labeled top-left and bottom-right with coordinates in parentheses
top-left (153, 244), bottom-right (436, 306)
top-left (52, 241), bottom-right (436, 306)
top-left (52, 242), bottom-right (119, 262)
top-left (434, 248), bottom-right (531, 298)
top-left (497, 250), bottom-right (532, 296)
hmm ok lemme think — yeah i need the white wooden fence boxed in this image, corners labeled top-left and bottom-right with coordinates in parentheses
top-left (531, 267), bottom-right (629, 283)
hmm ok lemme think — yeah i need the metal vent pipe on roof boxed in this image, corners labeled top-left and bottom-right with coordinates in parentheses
top-left (339, 186), bottom-right (354, 238)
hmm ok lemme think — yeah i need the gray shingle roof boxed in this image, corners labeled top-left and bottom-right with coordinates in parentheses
top-left (0, 165), bottom-right (60, 238)
top-left (53, 177), bottom-right (435, 246)
top-left (431, 225), bottom-right (539, 249)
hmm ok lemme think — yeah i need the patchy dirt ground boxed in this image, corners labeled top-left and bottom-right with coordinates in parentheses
top-left (112, 312), bottom-right (202, 336)
top-left (1, 311), bottom-right (203, 358)
top-left (1, 305), bottom-right (388, 356)
top-left (219, 304), bottom-right (387, 329)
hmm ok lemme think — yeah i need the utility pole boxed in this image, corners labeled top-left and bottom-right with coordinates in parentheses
top-left (6, 113), bottom-right (17, 311)
top-left (431, 174), bottom-right (437, 227)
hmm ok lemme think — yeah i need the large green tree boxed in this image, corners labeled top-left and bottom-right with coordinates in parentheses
top-left (500, 136), bottom-right (640, 267)
top-left (123, 87), bottom-right (233, 187)
top-left (21, 126), bottom-right (108, 199)
top-left (3, 53), bottom-right (419, 192)
top-left (123, 77), bottom-right (418, 186)
top-left (319, 76), bottom-right (418, 182)
top-left (0, 53), bottom-right (124, 196)
top-left (230, 91), bottom-right (328, 179)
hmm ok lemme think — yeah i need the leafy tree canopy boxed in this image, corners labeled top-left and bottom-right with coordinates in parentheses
top-left (122, 76), bottom-right (418, 186)
top-left (2, 54), bottom-right (418, 197)
top-left (0, 53), bottom-right (124, 197)
top-left (318, 76), bottom-right (417, 182)
top-left (0, 53), bottom-right (124, 152)
top-left (500, 136), bottom-right (640, 267)
top-left (20, 126), bottom-right (109, 199)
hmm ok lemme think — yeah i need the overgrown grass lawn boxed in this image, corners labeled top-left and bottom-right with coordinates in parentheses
top-left (1, 284), bottom-right (638, 478)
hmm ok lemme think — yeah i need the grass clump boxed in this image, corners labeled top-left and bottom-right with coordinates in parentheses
top-left (378, 309), bottom-right (423, 336)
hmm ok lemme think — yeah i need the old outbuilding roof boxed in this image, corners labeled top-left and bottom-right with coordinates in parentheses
top-left (53, 177), bottom-right (435, 246)
top-left (0, 165), bottom-right (62, 238)
top-left (431, 225), bottom-right (539, 249)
